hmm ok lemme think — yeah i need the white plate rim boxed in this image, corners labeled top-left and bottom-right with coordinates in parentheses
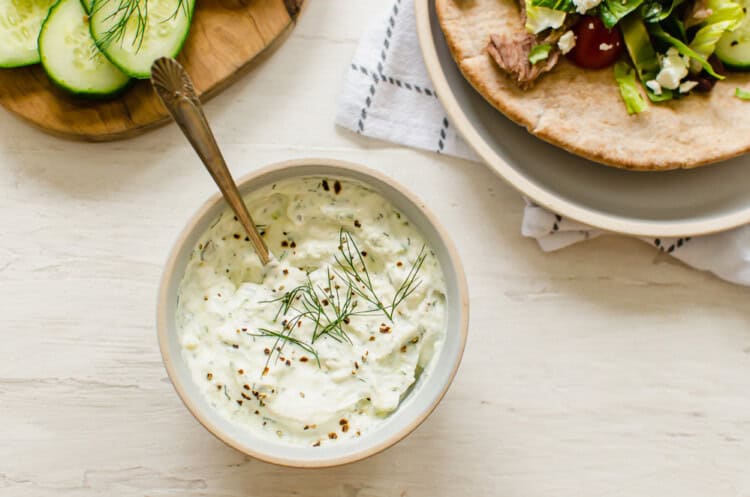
top-left (415, 0), bottom-right (750, 237)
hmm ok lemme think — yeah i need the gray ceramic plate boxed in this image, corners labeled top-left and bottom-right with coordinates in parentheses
top-left (416, 0), bottom-right (750, 236)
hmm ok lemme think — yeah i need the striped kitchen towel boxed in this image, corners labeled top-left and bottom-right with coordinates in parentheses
top-left (335, 0), bottom-right (750, 286)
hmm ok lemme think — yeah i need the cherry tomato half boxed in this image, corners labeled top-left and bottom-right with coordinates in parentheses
top-left (567, 16), bottom-right (624, 70)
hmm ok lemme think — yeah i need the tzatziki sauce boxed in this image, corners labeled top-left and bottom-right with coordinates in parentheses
top-left (176, 176), bottom-right (447, 447)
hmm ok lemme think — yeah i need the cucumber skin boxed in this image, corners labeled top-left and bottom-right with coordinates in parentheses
top-left (0, 0), bottom-right (56, 68)
top-left (38, 0), bottom-right (131, 99)
top-left (88, 0), bottom-right (196, 79)
top-left (45, 72), bottom-right (134, 99)
top-left (0, 53), bottom-right (40, 69)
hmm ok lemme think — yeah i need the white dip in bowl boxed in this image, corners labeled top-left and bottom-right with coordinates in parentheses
top-left (176, 176), bottom-right (447, 447)
top-left (158, 159), bottom-right (468, 467)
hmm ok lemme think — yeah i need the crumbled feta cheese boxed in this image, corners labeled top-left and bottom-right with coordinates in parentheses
top-left (558, 31), bottom-right (576, 54)
top-left (646, 80), bottom-right (662, 95)
top-left (656, 49), bottom-right (689, 90)
top-left (599, 42), bottom-right (614, 51)
top-left (679, 80), bottom-right (699, 93)
top-left (573, 0), bottom-right (603, 14)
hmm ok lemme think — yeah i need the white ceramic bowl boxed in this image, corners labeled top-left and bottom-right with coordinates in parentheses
top-left (157, 158), bottom-right (469, 468)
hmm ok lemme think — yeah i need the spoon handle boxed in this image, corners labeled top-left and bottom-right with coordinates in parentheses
top-left (150, 57), bottom-right (270, 265)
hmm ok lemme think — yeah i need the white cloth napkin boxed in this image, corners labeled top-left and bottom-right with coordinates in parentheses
top-left (335, 0), bottom-right (750, 286)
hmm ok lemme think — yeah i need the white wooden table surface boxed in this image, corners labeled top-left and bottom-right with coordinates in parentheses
top-left (1, 1), bottom-right (749, 495)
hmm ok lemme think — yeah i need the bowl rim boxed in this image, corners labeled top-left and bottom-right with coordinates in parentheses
top-left (415, 0), bottom-right (750, 237)
top-left (156, 157), bottom-right (470, 468)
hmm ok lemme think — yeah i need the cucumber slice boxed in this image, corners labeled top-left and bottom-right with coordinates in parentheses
top-left (716, 7), bottom-right (750, 69)
top-left (89, 0), bottom-right (194, 79)
top-left (0, 0), bottom-right (56, 67)
top-left (39, 0), bottom-right (130, 97)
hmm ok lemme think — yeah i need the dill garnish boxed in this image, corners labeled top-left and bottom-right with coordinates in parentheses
top-left (92, 0), bottom-right (191, 52)
top-left (334, 229), bottom-right (426, 322)
top-left (253, 229), bottom-right (426, 370)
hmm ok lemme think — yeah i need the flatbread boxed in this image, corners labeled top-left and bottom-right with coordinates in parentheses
top-left (436, 0), bottom-right (750, 170)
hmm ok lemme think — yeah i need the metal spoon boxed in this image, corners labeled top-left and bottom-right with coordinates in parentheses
top-left (150, 57), bottom-right (270, 265)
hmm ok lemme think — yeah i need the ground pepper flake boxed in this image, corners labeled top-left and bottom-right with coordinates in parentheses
top-left (322, 180), bottom-right (330, 191)
top-left (334, 181), bottom-right (342, 194)
top-left (328, 432), bottom-right (338, 440)
top-left (400, 345), bottom-right (407, 353)
top-left (206, 373), bottom-right (213, 380)
top-left (313, 441), bottom-right (321, 447)
top-left (300, 356), bottom-right (309, 362)
top-left (238, 369), bottom-right (244, 375)
top-left (379, 324), bottom-right (391, 334)
top-left (264, 348), bottom-right (271, 355)
top-left (262, 367), bottom-right (269, 376)
top-left (354, 220), bottom-right (362, 228)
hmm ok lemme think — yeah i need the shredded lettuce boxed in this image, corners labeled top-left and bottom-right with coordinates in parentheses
top-left (614, 62), bottom-right (649, 114)
top-left (599, 0), bottom-right (645, 28)
top-left (736, 88), bottom-right (750, 99)
top-left (688, 0), bottom-right (743, 61)
top-left (526, 0), bottom-right (568, 33)
top-left (531, 0), bottom-right (577, 11)
top-left (529, 44), bottom-right (553, 63)
top-left (620, 14), bottom-right (674, 101)
top-left (648, 24), bottom-right (725, 78)
top-left (640, 0), bottom-right (687, 23)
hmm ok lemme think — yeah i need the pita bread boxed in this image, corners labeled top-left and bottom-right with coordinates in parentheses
top-left (436, 0), bottom-right (750, 170)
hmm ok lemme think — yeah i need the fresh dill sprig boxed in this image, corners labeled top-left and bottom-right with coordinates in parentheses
top-left (92, 0), bottom-right (191, 52)
top-left (252, 229), bottom-right (426, 370)
top-left (334, 229), bottom-right (426, 321)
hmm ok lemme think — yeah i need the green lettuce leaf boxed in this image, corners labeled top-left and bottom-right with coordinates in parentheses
top-left (599, 0), bottom-right (644, 28)
top-left (688, 0), bottom-right (743, 60)
top-left (531, 0), bottom-right (577, 12)
top-left (529, 44), bottom-right (553, 63)
top-left (620, 14), bottom-right (674, 101)
top-left (526, 0), bottom-right (569, 33)
top-left (648, 23), bottom-right (725, 78)
top-left (736, 88), bottom-right (750, 99)
top-left (641, 0), bottom-right (687, 23)
top-left (614, 61), bottom-right (649, 114)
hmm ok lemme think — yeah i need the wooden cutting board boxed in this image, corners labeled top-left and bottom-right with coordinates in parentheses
top-left (0, 0), bottom-right (304, 141)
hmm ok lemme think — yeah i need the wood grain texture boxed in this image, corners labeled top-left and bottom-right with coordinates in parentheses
top-left (0, 1), bottom-right (748, 496)
top-left (0, 0), bottom-right (302, 141)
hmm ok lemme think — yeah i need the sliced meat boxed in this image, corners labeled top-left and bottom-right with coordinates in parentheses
top-left (486, 2), bottom-right (576, 89)
top-left (487, 32), bottom-right (561, 89)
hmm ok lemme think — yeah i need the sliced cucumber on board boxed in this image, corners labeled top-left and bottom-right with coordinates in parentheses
top-left (89, 0), bottom-right (194, 79)
top-left (716, 0), bottom-right (750, 69)
top-left (39, 0), bottom-right (130, 97)
top-left (0, 0), bottom-right (56, 67)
